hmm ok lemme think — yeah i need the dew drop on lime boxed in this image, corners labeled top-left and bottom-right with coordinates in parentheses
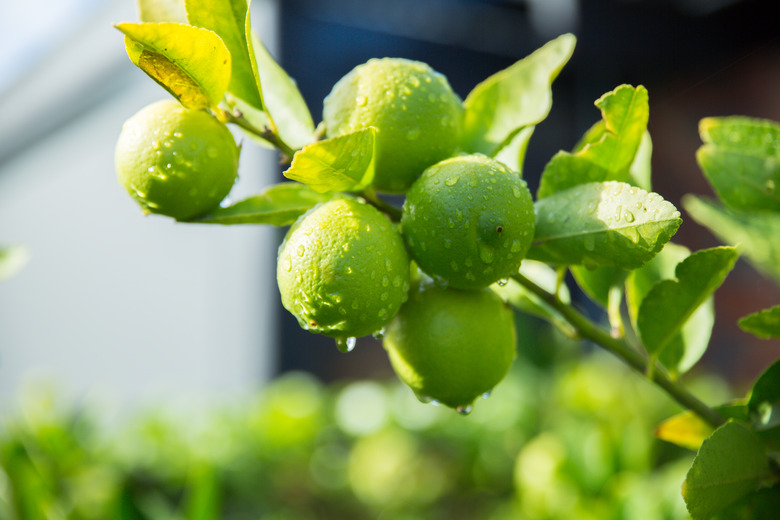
top-left (297, 244), bottom-right (306, 257)
top-left (372, 328), bottom-right (386, 339)
top-left (445, 176), bottom-right (459, 187)
top-left (406, 126), bottom-right (420, 140)
top-left (335, 336), bottom-right (356, 353)
top-left (456, 404), bottom-right (473, 415)
top-left (496, 278), bottom-right (509, 287)
top-left (356, 95), bottom-right (368, 106)
top-left (482, 391), bottom-right (492, 399)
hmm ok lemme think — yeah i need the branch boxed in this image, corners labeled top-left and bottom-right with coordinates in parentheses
top-left (221, 110), bottom-right (297, 160)
top-left (361, 189), bottom-right (402, 222)
top-left (511, 271), bottom-right (725, 429)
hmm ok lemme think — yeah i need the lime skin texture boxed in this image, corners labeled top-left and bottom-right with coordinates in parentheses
top-left (383, 283), bottom-right (517, 410)
top-left (323, 57), bottom-right (464, 194)
top-left (277, 197), bottom-right (411, 342)
top-left (401, 154), bottom-right (535, 289)
top-left (115, 99), bottom-right (239, 220)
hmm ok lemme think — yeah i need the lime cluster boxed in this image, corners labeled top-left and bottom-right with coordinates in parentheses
top-left (278, 58), bottom-right (536, 412)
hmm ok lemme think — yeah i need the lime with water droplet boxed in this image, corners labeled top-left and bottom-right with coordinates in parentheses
top-left (323, 58), bottom-right (464, 193)
top-left (115, 99), bottom-right (238, 220)
top-left (383, 283), bottom-right (516, 411)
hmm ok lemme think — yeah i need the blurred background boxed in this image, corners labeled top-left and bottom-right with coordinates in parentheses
top-left (1, 0), bottom-right (779, 411)
top-left (1, 0), bottom-right (779, 517)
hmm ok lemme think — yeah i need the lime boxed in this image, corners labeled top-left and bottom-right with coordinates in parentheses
top-left (323, 58), bottom-right (464, 193)
top-left (115, 99), bottom-right (238, 220)
top-left (277, 197), bottom-right (411, 346)
top-left (401, 154), bottom-right (535, 289)
top-left (383, 283), bottom-right (516, 411)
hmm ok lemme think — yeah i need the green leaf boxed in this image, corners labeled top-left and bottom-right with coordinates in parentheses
top-left (138, 0), bottom-right (187, 23)
top-left (655, 402), bottom-right (748, 451)
top-left (570, 265), bottom-right (626, 308)
top-left (493, 126), bottom-right (535, 175)
top-left (0, 244), bottom-right (29, 282)
top-left (116, 22), bottom-right (231, 109)
top-left (537, 85), bottom-right (649, 199)
top-left (185, 0), bottom-right (263, 109)
top-left (747, 358), bottom-right (780, 451)
top-left (637, 247), bottom-right (738, 360)
top-left (247, 26), bottom-right (314, 150)
top-left (528, 181), bottom-right (681, 269)
top-left (191, 183), bottom-right (330, 225)
top-left (712, 485), bottom-right (780, 520)
top-left (462, 33), bottom-right (575, 156)
top-left (626, 243), bottom-right (714, 376)
top-left (683, 421), bottom-right (772, 520)
top-left (184, 463), bottom-right (220, 520)
top-left (697, 116), bottom-right (780, 212)
top-left (629, 130), bottom-right (653, 191)
top-left (283, 128), bottom-right (376, 193)
top-left (491, 260), bottom-right (574, 336)
top-left (739, 305), bottom-right (780, 339)
top-left (683, 195), bottom-right (780, 283)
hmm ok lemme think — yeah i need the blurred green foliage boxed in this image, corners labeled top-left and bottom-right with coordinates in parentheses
top-left (0, 325), bottom-right (729, 520)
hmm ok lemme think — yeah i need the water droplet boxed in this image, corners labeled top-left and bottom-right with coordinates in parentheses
top-left (380, 292), bottom-right (389, 301)
top-left (335, 337), bottom-right (357, 353)
top-left (482, 391), bottom-right (492, 399)
top-left (282, 255), bottom-right (292, 272)
top-left (479, 244), bottom-right (495, 264)
top-left (297, 244), bottom-right (306, 257)
top-left (409, 76), bottom-right (420, 88)
top-left (206, 147), bottom-right (218, 158)
top-left (445, 176), bottom-right (459, 186)
top-left (450, 260), bottom-right (459, 272)
top-left (496, 278), bottom-right (509, 287)
top-left (456, 405), bottom-right (473, 415)
top-left (443, 239), bottom-right (452, 249)
top-left (583, 235), bottom-right (596, 252)
top-left (406, 127), bottom-right (420, 140)
top-left (416, 393), bottom-right (434, 404)
top-left (766, 179), bottom-right (776, 192)
top-left (372, 328), bottom-right (386, 339)
top-left (614, 205), bottom-right (623, 221)
top-left (356, 95), bottom-right (368, 106)
top-left (624, 210), bottom-right (635, 223)
top-left (173, 131), bottom-right (182, 138)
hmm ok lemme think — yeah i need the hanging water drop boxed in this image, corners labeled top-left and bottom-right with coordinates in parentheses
top-left (496, 278), bottom-right (509, 287)
top-left (482, 391), bottom-right (492, 399)
top-left (335, 336), bottom-right (357, 353)
top-left (456, 404), bottom-right (473, 415)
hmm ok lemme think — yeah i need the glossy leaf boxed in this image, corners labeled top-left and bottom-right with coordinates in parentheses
top-left (138, 0), bottom-right (187, 23)
top-left (683, 421), bottom-right (772, 520)
top-left (186, 0), bottom-right (263, 109)
top-left (683, 195), bottom-right (780, 283)
top-left (283, 128), bottom-right (375, 193)
top-left (247, 27), bottom-right (314, 150)
top-left (494, 126), bottom-right (535, 176)
top-left (0, 244), bottom-right (29, 282)
top-left (537, 85), bottom-right (649, 199)
top-left (739, 305), bottom-right (780, 340)
top-left (629, 130), bottom-right (653, 191)
top-left (747, 358), bottom-right (780, 451)
top-left (626, 243), bottom-right (714, 376)
top-left (491, 260), bottom-right (574, 336)
top-left (116, 22), bottom-right (231, 109)
top-left (462, 33), bottom-right (575, 156)
top-left (192, 183), bottom-right (331, 225)
top-left (528, 181), bottom-right (681, 269)
top-left (697, 116), bottom-right (780, 212)
top-left (655, 402), bottom-right (748, 451)
top-left (637, 247), bottom-right (737, 360)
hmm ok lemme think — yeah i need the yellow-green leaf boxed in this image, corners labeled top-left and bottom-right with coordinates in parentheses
top-left (116, 22), bottom-right (231, 109)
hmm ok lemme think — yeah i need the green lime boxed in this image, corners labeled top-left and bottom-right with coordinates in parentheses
top-left (277, 197), bottom-right (411, 347)
top-left (383, 283), bottom-right (516, 411)
top-left (401, 154), bottom-right (535, 289)
top-left (115, 99), bottom-right (238, 220)
top-left (323, 58), bottom-right (464, 193)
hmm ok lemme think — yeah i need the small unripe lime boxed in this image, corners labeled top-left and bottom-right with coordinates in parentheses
top-left (277, 197), bottom-right (411, 345)
top-left (383, 283), bottom-right (516, 411)
top-left (323, 58), bottom-right (464, 193)
top-left (115, 100), bottom-right (238, 220)
top-left (401, 154), bottom-right (535, 289)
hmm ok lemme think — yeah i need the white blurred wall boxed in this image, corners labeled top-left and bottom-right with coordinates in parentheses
top-left (0, 0), bottom-right (281, 411)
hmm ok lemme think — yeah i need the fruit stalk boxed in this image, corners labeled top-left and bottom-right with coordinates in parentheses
top-left (221, 109), bottom-right (297, 159)
top-left (511, 271), bottom-right (725, 428)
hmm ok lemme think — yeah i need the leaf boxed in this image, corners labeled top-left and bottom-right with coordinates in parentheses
top-left (655, 402), bottom-right (748, 451)
top-left (683, 195), bottom-right (780, 283)
top-left (626, 243), bottom-right (714, 376)
top-left (637, 247), bottom-right (737, 361)
top-left (0, 244), bottom-right (29, 282)
top-left (493, 126), bottom-right (535, 175)
top-left (491, 260), bottom-right (575, 336)
top-left (537, 85), bottom-right (650, 199)
top-left (712, 485), bottom-right (780, 520)
top-left (747, 358), bottom-right (780, 451)
top-left (138, 0), bottom-right (187, 23)
top-left (570, 265), bottom-right (626, 308)
top-left (697, 116), bottom-right (780, 212)
top-left (283, 128), bottom-right (376, 193)
top-left (527, 181), bottom-right (681, 269)
top-left (116, 22), bottom-right (231, 109)
top-left (739, 305), bottom-right (780, 339)
top-left (462, 33), bottom-right (575, 156)
top-left (185, 0), bottom-right (263, 109)
top-left (629, 130), bottom-right (653, 191)
top-left (683, 421), bottom-right (772, 520)
top-left (247, 26), bottom-right (314, 150)
top-left (192, 183), bottom-right (331, 225)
